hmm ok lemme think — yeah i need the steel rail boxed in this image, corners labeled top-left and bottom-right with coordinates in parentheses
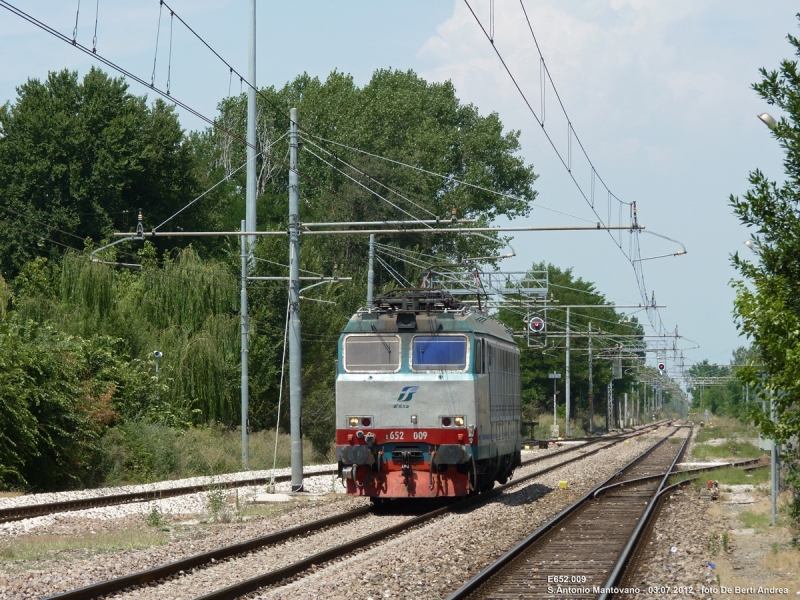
top-left (443, 427), bottom-right (686, 600)
top-left (0, 469), bottom-right (337, 525)
top-left (8, 423), bottom-right (667, 526)
top-left (42, 425), bottom-right (671, 600)
top-left (194, 427), bottom-right (670, 600)
top-left (44, 506), bottom-right (373, 600)
top-left (593, 455), bottom-right (765, 498)
top-left (611, 458), bottom-right (769, 592)
top-left (519, 425), bottom-right (658, 469)
top-left (597, 432), bottom-right (692, 599)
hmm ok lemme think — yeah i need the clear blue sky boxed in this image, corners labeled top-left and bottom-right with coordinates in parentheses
top-left (1, 1), bottom-right (796, 371)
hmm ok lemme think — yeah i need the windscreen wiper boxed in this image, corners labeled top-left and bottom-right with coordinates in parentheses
top-left (371, 324), bottom-right (392, 355)
top-left (420, 322), bottom-right (443, 355)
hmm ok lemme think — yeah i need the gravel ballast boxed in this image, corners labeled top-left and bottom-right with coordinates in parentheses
top-left (252, 426), bottom-right (677, 599)
top-left (0, 425), bottom-right (675, 599)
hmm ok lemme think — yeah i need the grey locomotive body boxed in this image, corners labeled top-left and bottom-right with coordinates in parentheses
top-left (335, 290), bottom-right (521, 499)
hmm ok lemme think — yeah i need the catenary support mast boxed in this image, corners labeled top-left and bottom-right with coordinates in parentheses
top-left (367, 234), bottom-right (375, 306)
top-left (240, 220), bottom-right (249, 469)
top-left (565, 307), bottom-right (571, 437)
top-left (588, 322), bottom-right (593, 434)
top-left (288, 108), bottom-right (304, 492)
top-left (245, 0), bottom-right (257, 257)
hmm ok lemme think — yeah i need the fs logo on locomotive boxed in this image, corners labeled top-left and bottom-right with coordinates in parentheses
top-left (394, 386), bottom-right (418, 407)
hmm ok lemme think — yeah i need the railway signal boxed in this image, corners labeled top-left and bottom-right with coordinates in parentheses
top-left (529, 316), bottom-right (545, 334)
top-left (658, 362), bottom-right (666, 374)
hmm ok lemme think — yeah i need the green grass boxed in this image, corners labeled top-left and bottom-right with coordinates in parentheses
top-left (739, 510), bottom-right (771, 529)
top-left (0, 529), bottom-right (168, 562)
top-left (670, 465), bottom-right (770, 490)
top-left (691, 416), bottom-right (758, 444)
top-left (692, 441), bottom-right (765, 460)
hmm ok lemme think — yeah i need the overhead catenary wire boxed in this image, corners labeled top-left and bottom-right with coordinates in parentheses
top-left (301, 144), bottom-right (433, 228)
top-left (150, 0), bottom-right (163, 87)
top-left (154, 0), bottom-right (437, 224)
top-left (463, 0), bottom-right (677, 337)
top-left (374, 254), bottom-right (412, 287)
top-left (3, 2), bottom-right (680, 354)
top-left (71, 0), bottom-right (80, 44)
top-left (269, 295), bottom-right (291, 491)
top-left (303, 132), bottom-right (596, 225)
top-left (154, 130), bottom-right (289, 232)
top-left (300, 136), bottom-right (438, 220)
top-left (0, 1), bottom-right (356, 216)
top-left (165, 8), bottom-right (173, 95)
top-left (91, 0), bottom-right (99, 52)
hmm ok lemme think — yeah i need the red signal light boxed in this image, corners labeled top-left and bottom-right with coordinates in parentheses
top-left (529, 317), bottom-right (545, 334)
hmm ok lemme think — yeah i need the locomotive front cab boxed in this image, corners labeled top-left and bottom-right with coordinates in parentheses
top-left (335, 308), bottom-right (478, 499)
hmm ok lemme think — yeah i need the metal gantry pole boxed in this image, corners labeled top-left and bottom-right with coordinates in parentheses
top-left (624, 392), bottom-right (628, 428)
top-left (588, 322), bottom-right (593, 434)
top-left (240, 220), bottom-right (250, 470)
top-left (245, 0), bottom-right (257, 258)
top-left (288, 108), bottom-right (304, 492)
top-left (565, 307), bottom-right (571, 437)
top-left (367, 233), bottom-right (375, 306)
top-left (607, 380), bottom-right (613, 431)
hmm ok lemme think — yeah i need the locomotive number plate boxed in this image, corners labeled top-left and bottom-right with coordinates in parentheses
top-left (387, 431), bottom-right (405, 440)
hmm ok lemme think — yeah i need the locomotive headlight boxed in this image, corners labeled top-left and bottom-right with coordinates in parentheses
top-left (348, 417), bottom-right (359, 427)
top-left (454, 416), bottom-right (465, 427)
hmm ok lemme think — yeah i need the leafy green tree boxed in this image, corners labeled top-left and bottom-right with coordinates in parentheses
top-left (197, 69), bottom-right (538, 273)
top-left (0, 68), bottom-right (200, 278)
top-left (687, 351), bottom-right (754, 420)
top-left (194, 69), bottom-right (540, 451)
top-left (730, 18), bottom-right (800, 527)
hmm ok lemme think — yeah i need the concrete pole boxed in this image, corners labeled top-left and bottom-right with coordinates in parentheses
top-left (240, 220), bottom-right (249, 470)
top-left (565, 307), bottom-right (571, 437)
top-left (245, 0), bottom-right (257, 258)
top-left (624, 392), bottom-right (628, 429)
top-left (288, 108), bottom-right (303, 492)
top-left (588, 322), bottom-right (593, 434)
top-left (367, 234), bottom-right (375, 306)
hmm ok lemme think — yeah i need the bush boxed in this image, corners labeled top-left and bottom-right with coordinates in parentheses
top-left (97, 422), bottom-right (325, 486)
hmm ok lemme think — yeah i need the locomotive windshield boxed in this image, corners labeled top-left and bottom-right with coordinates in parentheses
top-left (344, 334), bottom-right (401, 372)
top-left (412, 335), bottom-right (468, 371)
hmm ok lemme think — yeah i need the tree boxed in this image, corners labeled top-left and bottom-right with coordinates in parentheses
top-left (730, 17), bottom-right (800, 527)
top-left (0, 68), bottom-right (200, 279)
top-left (687, 350), bottom-right (754, 420)
top-left (193, 69), bottom-right (540, 451)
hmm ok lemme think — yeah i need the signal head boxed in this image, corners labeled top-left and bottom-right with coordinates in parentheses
top-left (529, 316), bottom-right (546, 335)
top-left (657, 362), bottom-right (666, 374)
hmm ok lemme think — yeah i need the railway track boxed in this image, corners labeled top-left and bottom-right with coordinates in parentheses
top-left (2, 423), bottom-right (666, 526)
top-left (444, 427), bottom-right (692, 600)
top-left (0, 469), bottom-right (338, 525)
top-left (44, 425), bottom-right (669, 600)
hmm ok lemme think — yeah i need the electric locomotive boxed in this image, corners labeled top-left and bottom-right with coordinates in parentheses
top-left (335, 290), bottom-right (522, 500)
